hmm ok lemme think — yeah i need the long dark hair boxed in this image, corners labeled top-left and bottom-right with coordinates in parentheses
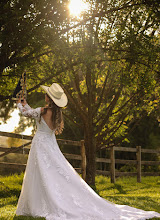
top-left (40, 94), bottom-right (64, 135)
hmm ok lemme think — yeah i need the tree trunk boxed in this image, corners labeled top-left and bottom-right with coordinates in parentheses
top-left (84, 127), bottom-right (96, 186)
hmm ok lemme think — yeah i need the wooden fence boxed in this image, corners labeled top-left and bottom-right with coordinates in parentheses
top-left (0, 131), bottom-right (160, 183)
top-left (0, 131), bottom-right (86, 179)
top-left (96, 146), bottom-right (160, 183)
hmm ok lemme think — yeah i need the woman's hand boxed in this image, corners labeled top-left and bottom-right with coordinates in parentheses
top-left (22, 99), bottom-right (27, 106)
top-left (16, 96), bottom-right (27, 106)
top-left (16, 96), bottom-right (22, 104)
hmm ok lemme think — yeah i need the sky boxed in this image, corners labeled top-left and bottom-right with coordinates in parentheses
top-left (0, 109), bottom-right (32, 135)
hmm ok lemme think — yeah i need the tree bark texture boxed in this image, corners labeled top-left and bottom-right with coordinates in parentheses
top-left (84, 125), bottom-right (96, 186)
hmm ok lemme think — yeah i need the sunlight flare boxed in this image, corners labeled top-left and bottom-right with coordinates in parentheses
top-left (69, 0), bottom-right (89, 17)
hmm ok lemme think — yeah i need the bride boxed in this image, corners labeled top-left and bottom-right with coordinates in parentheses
top-left (16, 83), bottom-right (160, 220)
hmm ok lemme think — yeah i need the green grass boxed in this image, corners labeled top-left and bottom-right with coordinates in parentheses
top-left (0, 173), bottom-right (160, 219)
top-left (95, 175), bottom-right (160, 219)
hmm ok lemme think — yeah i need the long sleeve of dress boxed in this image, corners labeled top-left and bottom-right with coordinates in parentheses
top-left (17, 103), bottom-right (41, 119)
top-left (23, 103), bottom-right (32, 111)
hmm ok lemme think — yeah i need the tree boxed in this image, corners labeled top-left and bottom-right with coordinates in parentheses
top-left (0, 0), bottom-right (69, 76)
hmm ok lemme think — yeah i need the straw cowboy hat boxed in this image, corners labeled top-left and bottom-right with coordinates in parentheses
top-left (40, 83), bottom-right (68, 107)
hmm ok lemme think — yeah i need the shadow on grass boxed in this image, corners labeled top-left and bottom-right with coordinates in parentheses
top-left (0, 196), bottom-right (18, 208)
top-left (0, 189), bottom-right (20, 198)
top-left (99, 183), bottom-right (127, 194)
top-left (149, 219), bottom-right (160, 220)
top-left (0, 181), bottom-right (21, 198)
top-left (114, 183), bottom-right (127, 194)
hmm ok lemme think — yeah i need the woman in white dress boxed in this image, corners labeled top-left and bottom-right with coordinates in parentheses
top-left (16, 83), bottom-right (160, 220)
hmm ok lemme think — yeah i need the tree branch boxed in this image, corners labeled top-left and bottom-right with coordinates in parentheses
top-left (95, 85), bottom-right (122, 134)
top-left (93, 67), bottom-right (111, 117)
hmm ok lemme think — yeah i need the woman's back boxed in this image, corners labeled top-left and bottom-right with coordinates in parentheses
top-left (42, 108), bottom-right (54, 130)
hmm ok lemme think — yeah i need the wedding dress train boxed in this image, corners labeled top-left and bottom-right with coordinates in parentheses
top-left (16, 103), bottom-right (160, 220)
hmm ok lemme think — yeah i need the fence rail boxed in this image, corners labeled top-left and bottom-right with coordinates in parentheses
top-left (0, 131), bottom-right (160, 183)
top-left (96, 145), bottom-right (160, 183)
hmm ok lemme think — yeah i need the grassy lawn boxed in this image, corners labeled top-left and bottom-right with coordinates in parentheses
top-left (0, 173), bottom-right (160, 219)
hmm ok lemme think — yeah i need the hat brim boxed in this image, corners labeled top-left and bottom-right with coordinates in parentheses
top-left (40, 85), bottom-right (68, 107)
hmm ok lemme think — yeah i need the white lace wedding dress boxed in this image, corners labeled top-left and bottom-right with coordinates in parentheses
top-left (16, 103), bottom-right (160, 220)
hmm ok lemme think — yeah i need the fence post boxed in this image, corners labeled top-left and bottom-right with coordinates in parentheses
top-left (80, 140), bottom-right (86, 180)
top-left (110, 146), bottom-right (115, 183)
top-left (136, 146), bottom-right (141, 183)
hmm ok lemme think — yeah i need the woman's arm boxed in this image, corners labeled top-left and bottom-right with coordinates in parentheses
top-left (21, 99), bottom-right (32, 111)
top-left (17, 97), bottom-right (41, 119)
